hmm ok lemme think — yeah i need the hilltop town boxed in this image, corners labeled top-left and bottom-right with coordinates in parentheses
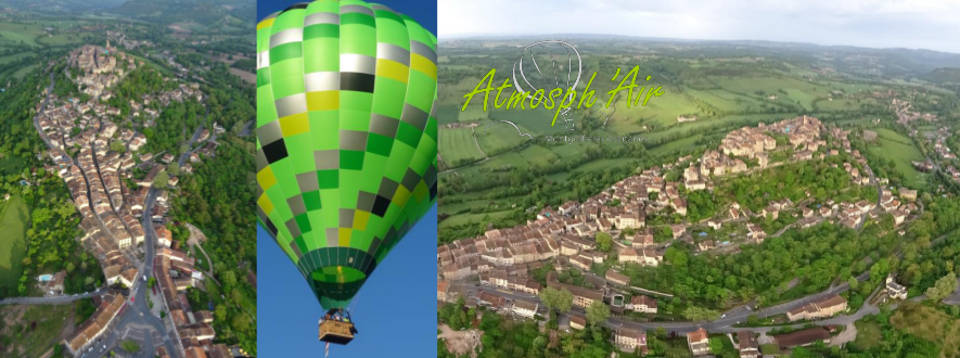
top-left (438, 115), bottom-right (925, 356)
top-left (33, 42), bottom-right (231, 358)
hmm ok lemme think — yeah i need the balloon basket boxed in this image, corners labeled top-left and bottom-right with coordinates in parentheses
top-left (318, 310), bottom-right (357, 345)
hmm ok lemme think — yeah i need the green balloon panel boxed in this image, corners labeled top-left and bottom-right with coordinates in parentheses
top-left (256, 0), bottom-right (438, 309)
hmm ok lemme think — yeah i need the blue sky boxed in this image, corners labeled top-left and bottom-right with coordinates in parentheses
top-left (439, 0), bottom-right (960, 54)
top-left (258, 0), bottom-right (437, 35)
top-left (257, 204), bottom-right (437, 357)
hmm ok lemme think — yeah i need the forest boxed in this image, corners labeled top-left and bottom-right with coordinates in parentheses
top-left (171, 137), bottom-right (257, 354)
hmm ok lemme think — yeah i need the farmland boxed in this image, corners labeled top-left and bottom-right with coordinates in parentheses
top-left (865, 127), bottom-right (928, 187)
top-left (0, 194), bottom-right (28, 292)
top-left (436, 37), bottom-right (960, 242)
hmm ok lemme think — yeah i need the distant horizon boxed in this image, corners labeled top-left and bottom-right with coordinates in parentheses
top-left (438, 33), bottom-right (960, 56)
top-left (440, 0), bottom-right (960, 55)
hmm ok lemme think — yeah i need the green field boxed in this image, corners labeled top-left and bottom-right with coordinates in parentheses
top-left (0, 303), bottom-right (76, 357)
top-left (0, 22), bottom-right (43, 46)
top-left (439, 209), bottom-right (516, 231)
top-left (439, 126), bottom-right (485, 167)
top-left (0, 194), bottom-right (29, 292)
top-left (475, 121), bottom-right (529, 155)
top-left (867, 128), bottom-right (928, 187)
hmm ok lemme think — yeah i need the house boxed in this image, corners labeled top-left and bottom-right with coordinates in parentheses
top-left (687, 327), bottom-right (711, 356)
top-left (746, 224), bottom-right (766, 244)
top-left (156, 226), bottom-right (173, 248)
top-left (619, 247), bottom-right (641, 264)
top-left (64, 294), bottom-right (125, 355)
top-left (631, 234), bottom-right (655, 248)
top-left (570, 255), bottom-right (593, 271)
top-left (900, 188), bottom-right (917, 201)
top-left (569, 314), bottom-right (586, 330)
top-left (671, 224), bottom-right (686, 239)
top-left (512, 299), bottom-right (539, 319)
top-left (478, 291), bottom-right (506, 309)
top-left (606, 270), bottom-right (630, 287)
top-left (626, 295), bottom-right (657, 314)
top-left (37, 271), bottom-right (66, 296)
top-left (737, 331), bottom-right (760, 358)
top-left (786, 295), bottom-right (847, 321)
top-left (885, 276), bottom-right (907, 300)
top-left (697, 240), bottom-right (715, 252)
top-left (774, 327), bottom-right (831, 349)
top-left (567, 285), bottom-right (604, 308)
top-left (707, 220), bottom-right (722, 230)
top-left (614, 328), bottom-right (648, 354)
top-left (437, 280), bottom-right (450, 302)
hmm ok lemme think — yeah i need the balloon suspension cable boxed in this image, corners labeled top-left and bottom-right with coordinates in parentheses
top-left (324, 342), bottom-right (331, 358)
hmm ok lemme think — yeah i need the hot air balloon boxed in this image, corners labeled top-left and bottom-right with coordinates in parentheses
top-left (256, 0), bottom-right (437, 345)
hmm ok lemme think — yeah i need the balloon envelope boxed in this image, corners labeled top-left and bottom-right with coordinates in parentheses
top-left (256, 0), bottom-right (438, 310)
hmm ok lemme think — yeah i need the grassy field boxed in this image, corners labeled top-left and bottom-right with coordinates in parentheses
top-left (0, 194), bottom-right (29, 292)
top-left (867, 128), bottom-right (928, 187)
top-left (0, 22), bottom-right (44, 46)
top-left (475, 121), bottom-right (529, 155)
top-left (439, 209), bottom-right (516, 231)
top-left (439, 127), bottom-right (485, 167)
top-left (0, 303), bottom-right (76, 357)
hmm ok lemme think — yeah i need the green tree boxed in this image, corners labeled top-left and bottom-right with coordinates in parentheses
top-left (109, 140), bottom-right (125, 153)
top-left (540, 287), bottom-right (573, 315)
top-left (925, 272), bottom-right (958, 302)
top-left (153, 170), bottom-right (169, 188)
top-left (585, 301), bottom-right (610, 326)
top-left (596, 232), bottom-right (613, 252)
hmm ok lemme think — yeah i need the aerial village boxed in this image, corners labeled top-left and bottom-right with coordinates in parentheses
top-left (32, 42), bottom-right (229, 357)
top-left (891, 96), bottom-right (960, 185)
top-left (438, 115), bottom-right (919, 356)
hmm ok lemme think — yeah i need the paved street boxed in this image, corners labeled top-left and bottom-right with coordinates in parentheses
top-left (94, 125), bottom-right (208, 358)
top-left (0, 288), bottom-right (105, 305)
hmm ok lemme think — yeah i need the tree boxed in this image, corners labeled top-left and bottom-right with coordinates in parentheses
top-left (153, 170), bottom-right (169, 188)
top-left (585, 301), bottom-right (610, 326)
top-left (596, 232), bottom-right (613, 252)
top-left (925, 272), bottom-right (958, 302)
top-left (540, 287), bottom-right (573, 315)
top-left (167, 162), bottom-right (180, 176)
top-left (109, 140), bottom-right (125, 153)
top-left (682, 306), bottom-right (720, 321)
top-left (120, 340), bottom-right (139, 353)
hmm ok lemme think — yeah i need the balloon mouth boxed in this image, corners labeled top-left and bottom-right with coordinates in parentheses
top-left (309, 266), bottom-right (368, 309)
top-left (311, 266), bottom-right (367, 284)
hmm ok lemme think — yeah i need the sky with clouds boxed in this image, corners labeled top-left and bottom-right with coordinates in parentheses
top-left (439, 0), bottom-right (960, 53)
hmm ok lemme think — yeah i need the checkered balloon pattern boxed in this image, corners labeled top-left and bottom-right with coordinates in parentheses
top-left (256, 0), bottom-right (437, 309)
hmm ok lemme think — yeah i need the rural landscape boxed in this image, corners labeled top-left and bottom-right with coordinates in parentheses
top-left (436, 37), bottom-right (960, 357)
top-left (0, 0), bottom-right (255, 357)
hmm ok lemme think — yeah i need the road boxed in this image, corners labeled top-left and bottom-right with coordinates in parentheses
top-left (96, 125), bottom-right (207, 358)
top-left (455, 263), bottom-right (875, 337)
top-left (0, 288), bottom-right (104, 305)
top-left (87, 186), bottom-right (180, 358)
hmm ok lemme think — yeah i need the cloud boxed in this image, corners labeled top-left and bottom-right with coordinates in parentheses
top-left (439, 0), bottom-right (960, 53)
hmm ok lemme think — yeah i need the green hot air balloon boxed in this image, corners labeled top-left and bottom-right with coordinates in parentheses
top-left (256, 0), bottom-right (437, 344)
